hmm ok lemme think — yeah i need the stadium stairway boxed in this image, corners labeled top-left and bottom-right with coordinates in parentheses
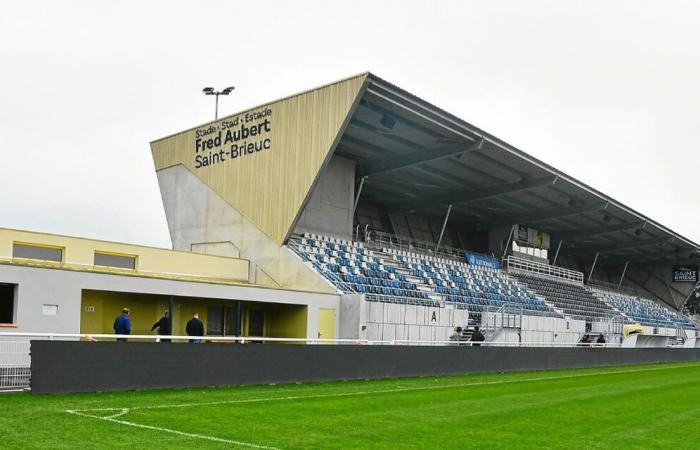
top-left (288, 233), bottom-right (559, 317)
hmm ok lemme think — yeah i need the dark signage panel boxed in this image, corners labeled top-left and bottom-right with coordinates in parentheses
top-left (672, 265), bottom-right (698, 283)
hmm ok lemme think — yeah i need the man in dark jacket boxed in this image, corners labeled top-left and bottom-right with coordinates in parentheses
top-left (186, 313), bottom-right (205, 344)
top-left (113, 308), bottom-right (131, 342)
top-left (597, 333), bottom-right (606, 344)
top-left (471, 326), bottom-right (485, 347)
top-left (151, 310), bottom-right (172, 343)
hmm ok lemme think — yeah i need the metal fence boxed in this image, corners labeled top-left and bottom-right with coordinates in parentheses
top-left (0, 340), bottom-right (31, 391)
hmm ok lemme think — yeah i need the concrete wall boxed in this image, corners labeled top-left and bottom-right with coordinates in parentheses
top-left (481, 313), bottom-right (587, 344)
top-left (156, 164), bottom-right (336, 294)
top-left (294, 156), bottom-right (355, 240)
top-left (0, 263), bottom-right (339, 339)
top-left (339, 297), bottom-right (469, 342)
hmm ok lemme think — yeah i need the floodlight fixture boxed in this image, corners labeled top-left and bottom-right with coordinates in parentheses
top-left (202, 85), bottom-right (236, 119)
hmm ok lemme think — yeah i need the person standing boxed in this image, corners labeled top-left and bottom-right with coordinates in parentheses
top-left (186, 312), bottom-right (205, 344)
top-left (470, 326), bottom-right (485, 347)
top-left (113, 308), bottom-right (131, 342)
top-left (151, 310), bottom-right (172, 343)
top-left (449, 327), bottom-right (463, 345)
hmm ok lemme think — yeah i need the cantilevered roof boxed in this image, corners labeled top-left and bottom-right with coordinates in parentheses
top-left (334, 73), bottom-right (700, 268)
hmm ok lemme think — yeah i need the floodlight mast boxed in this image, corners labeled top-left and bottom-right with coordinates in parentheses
top-left (202, 86), bottom-right (235, 120)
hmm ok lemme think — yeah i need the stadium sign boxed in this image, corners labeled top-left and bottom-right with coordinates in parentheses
top-left (193, 107), bottom-right (273, 169)
top-left (466, 251), bottom-right (500, 269)
top-left (672, 265), bottom-right (698, 283)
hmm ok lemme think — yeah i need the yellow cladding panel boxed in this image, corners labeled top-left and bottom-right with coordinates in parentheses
top-left (150, 73), bottom-right (368, 244)
top-left (0, 227), bottom-right (249, 283)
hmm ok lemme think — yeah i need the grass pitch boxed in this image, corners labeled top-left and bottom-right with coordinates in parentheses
top-left (2, 362), bottom-right (700, 449)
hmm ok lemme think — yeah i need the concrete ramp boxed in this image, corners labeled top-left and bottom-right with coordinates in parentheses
top-left (683, 338), bottom-right (700, 348)
top-left (622, 334), bottom-right (670, 348)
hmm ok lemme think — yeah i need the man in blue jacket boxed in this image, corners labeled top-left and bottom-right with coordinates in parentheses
top-left (113, 308), bottom-right (131, 342)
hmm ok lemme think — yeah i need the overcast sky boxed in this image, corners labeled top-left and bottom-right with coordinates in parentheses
top-left (2, 1), bottom-right (699, 248)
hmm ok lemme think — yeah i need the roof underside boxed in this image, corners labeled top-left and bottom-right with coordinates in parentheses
top-left (333, 74), bottom-right (700, 267)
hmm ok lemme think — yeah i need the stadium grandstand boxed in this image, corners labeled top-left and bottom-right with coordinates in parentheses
top-left (2, 72), bottom-right (700, 391)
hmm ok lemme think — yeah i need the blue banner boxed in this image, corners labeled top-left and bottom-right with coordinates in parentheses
top-left (465, 252), bottom-right (500, 269)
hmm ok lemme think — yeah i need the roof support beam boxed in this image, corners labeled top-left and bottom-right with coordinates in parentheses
top-left (353, 176), bottom-right (367, 213)
top-left (387, 175), bottom-right (557, 214)
top-left (618, 261), bottom-right (630, 288)
top-left (554, 221), bottom-right (646, 241)
top-left (588, 251), bottom-right (600, 283)
top-left (552, 240), bottom-right (563, 265)
top-left (435, 205), bottom-right (453, 254)
top-left (459, 202), bottom-right (607, 231)
top-left (360, 138), bottom-right (484, 177)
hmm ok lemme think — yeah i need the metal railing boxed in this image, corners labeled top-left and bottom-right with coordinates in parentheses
top-left (507, 255), bottom-right (584, 285)
top-left (364, 294), bottom-right (565, 318)
top-left (366, 229), bottom-right (467, 261)
top-left (587, 278), bottom-right (636, 295)
top-left (483, 305), bottom-right (523, 334)
top-left (0, 331), bottom-right (632, 347)
top-left (0, 340), bottom-right (30, 391)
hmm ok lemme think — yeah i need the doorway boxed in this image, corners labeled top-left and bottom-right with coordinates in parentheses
top-left (317, 308), bottom-right (336, 341)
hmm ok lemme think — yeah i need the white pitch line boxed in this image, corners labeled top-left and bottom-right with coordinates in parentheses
top-left (68, 362), bottom-right (694, 415)
top-left (65, 409), bottom-right (282, 450)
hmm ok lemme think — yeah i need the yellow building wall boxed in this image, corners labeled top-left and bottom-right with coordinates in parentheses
top-left (265, 304), bottom-right (308, 339)
top-left (81, 290), bottom-right (170, 336)
top-left (0, 227), bottom-right (249, 283)
top-left (150, 73), bottom-right (368, 244)
top-left (81, 290), bottom-right (308, 339)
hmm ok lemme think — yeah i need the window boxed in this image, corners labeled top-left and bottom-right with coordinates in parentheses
top-left (13, 243), bottom-right (63, 262)
top-left (0, 284), bottom-right (17, 324)
top-left (94, 252), bottom-right (136, 270)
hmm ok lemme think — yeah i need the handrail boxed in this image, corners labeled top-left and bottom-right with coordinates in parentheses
top-left (0, 332), bottom-right (634, 347)
top-left (365, 294), bottom-right (565, 319)
top-left (588, 278), bottom-right (636, 295)
top-left (507, 255), bottom-right (584, 285)
top-left (366, 229), bottom-right (467, 261)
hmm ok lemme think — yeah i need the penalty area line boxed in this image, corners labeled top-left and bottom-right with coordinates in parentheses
top-left (65, 409), bottom-right (282, 450)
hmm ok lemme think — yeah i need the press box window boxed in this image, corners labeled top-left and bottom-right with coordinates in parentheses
top-left (13, 243), bottom-right (63, 262)
top-left (0, 284), bottom-right (17, 325)
top-left (94, 252), bottom-right (136, 270)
